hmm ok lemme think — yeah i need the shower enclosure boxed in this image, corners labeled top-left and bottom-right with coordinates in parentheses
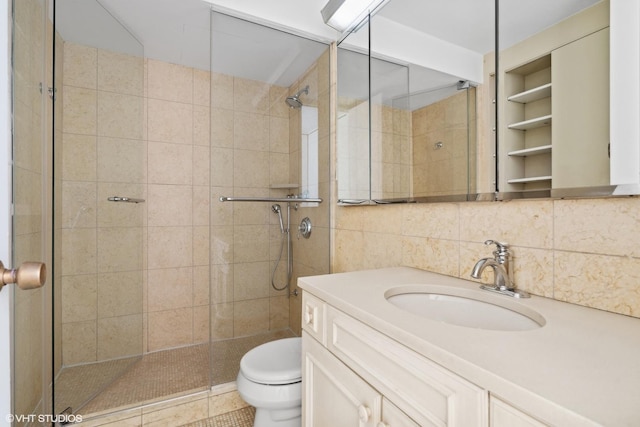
top-left (208, 9), bottom-right (330, 386)
top-left (44, 0), bottom-right (330, 419)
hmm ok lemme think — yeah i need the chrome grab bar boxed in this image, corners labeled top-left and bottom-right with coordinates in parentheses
top-left (219, 196), bottom-right (322, 203)
top-left (108, 196), bottom-right (145, 204)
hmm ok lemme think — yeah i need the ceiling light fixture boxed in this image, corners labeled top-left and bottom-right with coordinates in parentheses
top-left (320, 0), bottom-right (389, 32)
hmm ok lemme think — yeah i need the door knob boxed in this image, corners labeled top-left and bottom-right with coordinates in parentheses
top-left (0, 261), bottom-right (46, 290)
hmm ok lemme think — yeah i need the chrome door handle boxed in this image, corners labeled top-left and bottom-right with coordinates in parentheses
top-left (0, 261), bottom-right (47, 290)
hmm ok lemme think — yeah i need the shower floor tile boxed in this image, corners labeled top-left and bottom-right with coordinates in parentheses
top-left (55, 329), bottom-right (296, 418)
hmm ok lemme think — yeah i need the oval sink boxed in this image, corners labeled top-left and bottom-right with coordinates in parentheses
top-left (386, 288), bottom-right (544, 331)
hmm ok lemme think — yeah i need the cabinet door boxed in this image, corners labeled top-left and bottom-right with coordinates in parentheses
top-left (490, 397), bottom-right (548, 427)
top-left (303, 332), bottom-right (381, 427)
top-left (552, 28), bottom-right (610, 189)
top-left (380, 398), bottom-right (420, 427)
top-left (327, 306), bottom-right (486, 427)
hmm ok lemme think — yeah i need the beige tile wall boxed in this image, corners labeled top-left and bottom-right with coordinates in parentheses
top-left (336, 100), bottom-right (370, 200)
top-left (209, 71), bottom-right (295, 341)
top-left (333, 197), bottom-right (640, 318)
top-left (335, 98), bottom-right (412, 201)
top-left (371, 104), bottom-right (411, 200)
top-left (412, 89), bottom-right (472, 198)
top-left (145, 59), bottom-right (210, 352)
top-left (61, 40), bottom-right (331, 363)
top-left (60, 41), bottom-right (145, 364)
top-left (61, 44), bottom-right (215, 362)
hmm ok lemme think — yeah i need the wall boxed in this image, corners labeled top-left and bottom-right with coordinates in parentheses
top-left (60, 43), bottom-right (215, 363)
top-left (371, 104), bottom-right (410, 200)
top-left (210, 70), bottom-right (294, 340)
top-left (412, 89), bottom-right (474, 198)
top-left (333, 197), bottom-right (640, 318)
top-left (60, 39), bottom-right (331, 365)
top-left (60, 41), bottom-right (145, 364)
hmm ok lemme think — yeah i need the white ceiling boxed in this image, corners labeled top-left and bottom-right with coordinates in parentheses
top-left (55, 0), bottom-right (602, 92)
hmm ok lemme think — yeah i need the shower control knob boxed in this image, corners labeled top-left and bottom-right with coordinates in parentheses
top-left (298, 217), bottom-right (312, 239)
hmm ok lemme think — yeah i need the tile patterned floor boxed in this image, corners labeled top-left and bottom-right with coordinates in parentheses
top-left (180, 407), bottom-right (256, 427)
top-left (54, 329), bottom-right (295, 417)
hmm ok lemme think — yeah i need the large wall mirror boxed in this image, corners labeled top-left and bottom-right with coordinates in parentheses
top-left (336, 0), bottom-right (640, 204)
top-left (336, 0), bottom-right (495, 204)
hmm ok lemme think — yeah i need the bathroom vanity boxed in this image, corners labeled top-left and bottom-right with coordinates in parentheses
top-left (298, 267), bottom-right (640, 426)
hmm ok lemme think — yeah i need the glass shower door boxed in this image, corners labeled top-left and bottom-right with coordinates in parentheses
top-left (11, 0), bottom-right (54, 423)
top-left (53, 0), bottom-right (145, 415)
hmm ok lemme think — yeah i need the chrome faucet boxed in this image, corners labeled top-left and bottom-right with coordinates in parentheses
top-left (471, 240), bottom-right (530, 298)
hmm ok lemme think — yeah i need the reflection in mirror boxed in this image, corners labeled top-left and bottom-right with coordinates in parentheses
top-left (337, 36), bottom-right (371, 203)
top-left (370, 56), bottom-right (410, 200)
top-left (336, 0), bottom-right (494, 204)
top-left (301, 105), bottom-right (320, 203)
top-left (411, 83), bottom-right (476, 199)
top-left (498, 0), bottom-right (610, 197)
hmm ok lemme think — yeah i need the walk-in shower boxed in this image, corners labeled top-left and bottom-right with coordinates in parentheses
top-left (45, 1), bottom-right (331, 420)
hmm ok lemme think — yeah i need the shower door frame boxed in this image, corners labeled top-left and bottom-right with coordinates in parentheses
top-left (1, 0), bottom-right (13, 418)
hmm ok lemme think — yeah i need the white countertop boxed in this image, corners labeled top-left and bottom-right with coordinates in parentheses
top-left (298, 267), bottom-right (640, 427)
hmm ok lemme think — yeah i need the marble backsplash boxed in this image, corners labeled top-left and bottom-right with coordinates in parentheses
top-left (333, 196), bottom-right (640, 318)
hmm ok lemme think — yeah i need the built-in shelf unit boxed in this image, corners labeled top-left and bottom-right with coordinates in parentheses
top-left (504, 55), bottom-right (552, 191)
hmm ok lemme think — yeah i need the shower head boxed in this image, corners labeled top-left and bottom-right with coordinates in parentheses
top-left (285, 85), bottom-right (309, 109)
top-left (272, 204), bottom-right (285, 233)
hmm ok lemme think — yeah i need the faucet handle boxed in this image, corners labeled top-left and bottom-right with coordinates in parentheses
top-left (484, 239), bottom-right (509, 254)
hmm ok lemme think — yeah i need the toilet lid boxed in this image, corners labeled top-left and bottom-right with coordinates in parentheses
top-left (240, 337), bottom-right (302, 385)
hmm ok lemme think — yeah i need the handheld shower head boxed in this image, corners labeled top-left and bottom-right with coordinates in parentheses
top-left (272, 204), bottom-right (285, 233)
top-left (285, 85), bottom-right (309, 109)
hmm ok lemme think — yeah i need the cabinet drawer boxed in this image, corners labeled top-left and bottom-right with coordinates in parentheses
top-left (490, 396), bottom-right (548, 427)
top-left (301, 292), bottom-right (326, 345)
top-left (327, 306), bottom-right (487, 427)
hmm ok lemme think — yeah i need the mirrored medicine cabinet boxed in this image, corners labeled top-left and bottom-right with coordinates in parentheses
top-left (335, 0), bottom-right (640, 205)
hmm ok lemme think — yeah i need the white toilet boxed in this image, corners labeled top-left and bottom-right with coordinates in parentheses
top-left (237, 337), bottom-right (302, 427)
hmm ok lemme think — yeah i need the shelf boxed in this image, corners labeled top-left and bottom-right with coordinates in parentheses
top-left (270, 183), bottom-right (300, 189)
top-left (508, 145), bottom-right (552, 157)
top-left (508, 115), bottom-right (552, 131)
top-left (507, 176), bottom-right (552, 184)
top-left (507, 83), bottom-right (552, 104)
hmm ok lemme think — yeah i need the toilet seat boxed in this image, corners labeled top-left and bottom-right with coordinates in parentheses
top-left (240, 337), bottom-right (301, 385)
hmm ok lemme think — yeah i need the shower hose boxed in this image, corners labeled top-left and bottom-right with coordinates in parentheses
top-left (271, 226), bottom-right (292, 292)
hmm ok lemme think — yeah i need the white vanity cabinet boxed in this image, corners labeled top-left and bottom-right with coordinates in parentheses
top-left (299, 267), bottom-right (640, 426)
top-left (302, 292), bottom-right (487, 427)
